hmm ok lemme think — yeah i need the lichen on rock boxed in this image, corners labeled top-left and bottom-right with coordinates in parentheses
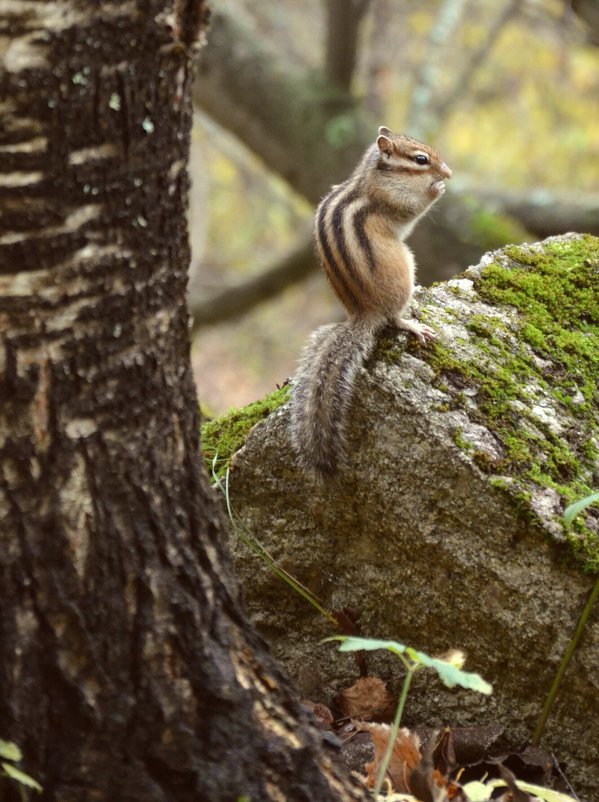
top-left (403, 233), bottom-right (599, 570)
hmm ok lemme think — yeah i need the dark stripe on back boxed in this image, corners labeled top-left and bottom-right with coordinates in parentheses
top-left (352, 202), bottom-right (377, 274)
top-left (316, 184), bottom-right (362, 310)
top-left (331, 187), bottom-right (365, 294)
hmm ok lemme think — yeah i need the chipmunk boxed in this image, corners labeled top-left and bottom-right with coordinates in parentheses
top-left (289, 125), bottom-right (452, 479)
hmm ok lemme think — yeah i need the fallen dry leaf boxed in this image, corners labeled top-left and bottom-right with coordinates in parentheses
top-left (359, 723), bottom-right (421, 793)
top-left (302, 699), bottom-right (334, 728)
top-left (334, 676), bottom-right (392, 720)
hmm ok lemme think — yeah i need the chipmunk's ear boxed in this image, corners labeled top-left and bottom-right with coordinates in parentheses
top-left (378, 125), bottom-right (393, 138)
top-left (377, 134), bottom-right (393, 157)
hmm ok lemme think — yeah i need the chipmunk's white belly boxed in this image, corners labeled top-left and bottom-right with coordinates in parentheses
top-left (394, 219), bottom-right (417, 241)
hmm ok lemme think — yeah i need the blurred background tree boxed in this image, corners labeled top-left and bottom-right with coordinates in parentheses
top-left (190, 0), bottom-right (599, 413)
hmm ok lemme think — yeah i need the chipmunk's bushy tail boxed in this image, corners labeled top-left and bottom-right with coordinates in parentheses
top-left (289, 318), bottom-right (379, 479)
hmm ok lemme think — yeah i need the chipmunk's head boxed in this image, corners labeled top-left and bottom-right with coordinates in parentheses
top-left (375, 125), bottom-right (452, 212)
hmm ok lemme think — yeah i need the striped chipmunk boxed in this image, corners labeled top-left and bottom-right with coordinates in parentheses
top-left (289, 126), bottom-right (452, 479)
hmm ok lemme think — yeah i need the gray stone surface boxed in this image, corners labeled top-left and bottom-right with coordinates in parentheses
top-left (224, 235), bottom-right (599, 798)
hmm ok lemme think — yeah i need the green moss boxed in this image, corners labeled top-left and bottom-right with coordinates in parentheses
top-left (201, 384), bottom-right (291, 480)
top-left (489, 476), bottom-right (511, 492)
top-left (375, 331), bottom-right (404, 363)
top-left (428, 235), bottom-right (599, 571)
top-left (453, 428), bottom-right (475, 452)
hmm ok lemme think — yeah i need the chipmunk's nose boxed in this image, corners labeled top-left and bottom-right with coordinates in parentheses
top-left (440, 162), bottom-right (452, 179)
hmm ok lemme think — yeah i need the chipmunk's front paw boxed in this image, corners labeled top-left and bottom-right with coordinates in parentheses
top-left (396, 318), bottom-right (437, 345)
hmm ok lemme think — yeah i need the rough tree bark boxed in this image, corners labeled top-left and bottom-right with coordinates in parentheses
top-left (0, 3), bottom-right (367, 801)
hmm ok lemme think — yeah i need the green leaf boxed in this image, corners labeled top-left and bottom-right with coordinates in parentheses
top-left (326, 636), bottom-right (492, 694)
top-left (564, 493), bottom-right (599, 528)
top-left (1, 762), bottom-right (42, 792)
top-left (515, 780), bottom-right (579, 801)
top-left (461, 779), bottom-right (494, 801)
top-left (325, 635), bottom-right (409, 658)
top-left (0, 740), bottom-right (22, 762)
top-left (410, 650), bottom-right (492, 693)
top-left (486, 777), bottom-right (578, 801)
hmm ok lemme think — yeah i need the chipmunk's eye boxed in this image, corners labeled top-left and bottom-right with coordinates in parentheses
top-left (412, 153), bottom-right (429, 165)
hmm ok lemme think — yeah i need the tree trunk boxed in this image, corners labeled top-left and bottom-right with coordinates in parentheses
top-left (0, 4), bottom-right (366, 801)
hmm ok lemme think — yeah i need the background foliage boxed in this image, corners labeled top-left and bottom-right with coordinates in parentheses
top-left (190, 0), bottom-right (599, 413)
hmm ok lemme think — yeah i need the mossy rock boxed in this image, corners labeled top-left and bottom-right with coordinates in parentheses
top-left (406, 234), bottom-right (599, 570)
top-left (205, 233), bottom-right (599, 570)
top-left (202, 234), bottom-right (599, 798)
top-left (201, 384), bottom-right (290, 481)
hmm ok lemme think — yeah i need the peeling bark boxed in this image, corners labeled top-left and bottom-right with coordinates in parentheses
top-left (0, 3), bottom-right (367, 800)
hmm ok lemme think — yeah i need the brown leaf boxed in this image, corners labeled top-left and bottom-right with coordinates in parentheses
top-left (442, 724), bottom-right (552, 787)
top-left (302, 699), bottom-right (334, 729)
top-left (359, 722), bottom-right (421, 792)
top-left (334, 676), bottom-right (392, 720)
top-left (432, 727), bottom-right (457, 778)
